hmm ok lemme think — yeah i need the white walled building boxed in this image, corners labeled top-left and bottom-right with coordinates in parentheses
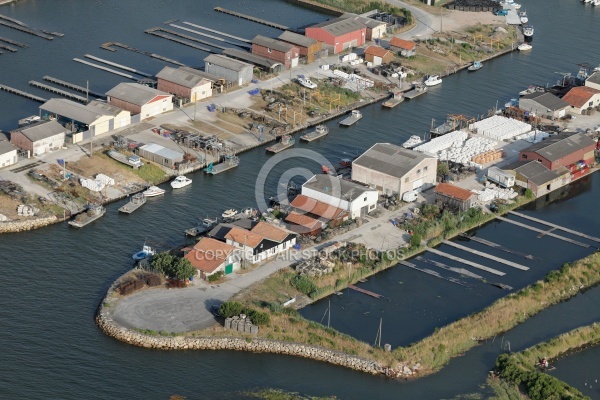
top-left (0, 140), bottom-right (18, 168)
top-left (301, 174), bottom-right (378, 219)
top-left (352, 143), bottom-right (437, 196)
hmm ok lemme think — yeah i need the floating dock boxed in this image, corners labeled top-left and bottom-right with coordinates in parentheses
top-left (0, 13), bottom-right (27, 26)
top-left (426, 247), bottom-right (505, 276)
top-left (339, 110), bottom-right (362, 126)
top-left (414, 256), bottom-right (483, 280)
top-left (0, 37), bottom-right (28, 48)
top-left (404, 85), bottom-right (428, 99)
top-left (28, 81), bottom-right (88, 103)
top-left (300, 125), bottom-right (329, 142)
top-left (0, 44), bottom-right (17, 52)
top-left (180, 21), bottom-right (251, 43)
top-left (43, 76), bottom-right (105, 99)
top-left (496, 216), bottom-right (590, 248)
top-left (118, 194), bottom-right (146, 214)
top-left (442, 240), bottom-right (529, 271)
top-left (0, 83), bottom-right (47, 102)
top-left (459, 234), bottom-right (537, 260)
top-left (0, 20), bottom-right (54, 40)
top-left (399, 261), bottom-right (471, 287)
top-left (382, 92), bottom-right (404, 108)
top-left (73, 58), bottom-right (142, 80)
top-left (508, 211), bottom-right (600, 243)
top-left (100, 42), bottom-right (186, 66)
top-left (266, 136), bottom-right (295, 153)
top-left (145, 27), bottom-right (219, 53)
top-left (169, 24), bottom-right (245, 49)
top-left (348, 284), bottom-right (381, 298)
top-left (83, 55), bottom-right (152, 77)
top-left (204, 157), bottom-right (240, 175)
top-left (214, 7), bottom-right (289, 30)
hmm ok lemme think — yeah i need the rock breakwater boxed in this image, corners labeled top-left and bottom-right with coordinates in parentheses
top-left (0, 215), bottom-right (59, 234)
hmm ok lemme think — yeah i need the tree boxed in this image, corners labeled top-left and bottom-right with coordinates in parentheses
top-left (437, 162), bottom-right (449, 179)
top-left (172, 257), bottom-right (196, 281)
top-left (150, 252), bottom-right (175, 275)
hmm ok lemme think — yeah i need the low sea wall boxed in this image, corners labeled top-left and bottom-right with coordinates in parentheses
top-left (0, 215), bottom-right (59, 233)
top-left (96, 305), bottom-right (382, 374)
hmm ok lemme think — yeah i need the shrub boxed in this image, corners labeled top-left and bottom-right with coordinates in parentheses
top-left (290, 275), bottom-right (317, 296)
top-left (524, 188), bottom-right (535, 199)
top-left (208, 271), bottom-right (224, 282)
top-left (410, 233), bottom-right (422, 249)
top-left (218, 301), bottom-right (244, 318)
top-left (249, 310), bottom-right (270, 326)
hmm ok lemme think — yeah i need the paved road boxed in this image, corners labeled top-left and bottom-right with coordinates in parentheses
top-left (390, 0), bottom-right (440, 40)
top-left (108, 203), bottom-right (421, 332)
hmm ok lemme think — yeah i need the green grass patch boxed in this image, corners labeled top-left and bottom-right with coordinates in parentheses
top-left (132, 162), bottom-right (167, 184)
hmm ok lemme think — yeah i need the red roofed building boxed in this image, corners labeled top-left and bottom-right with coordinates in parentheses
top-left (224, 224), bottom-right (296, 265)
top-left (389, 37), bottom-right (416, 57)
top-left (305, 17), bottom-right (366, 54)
top-left (184, 238), bottom-right (239, 279)
top-left (434, 183), bottom-right (477, 211)
top-left (364, 46), bottom-right (394, 65)
top-left (290, 194), bottom-right (348, 227)
top-left (285, 211), bottom-right (324, 236)
top-left (562, 86), bottom-right (600, 115)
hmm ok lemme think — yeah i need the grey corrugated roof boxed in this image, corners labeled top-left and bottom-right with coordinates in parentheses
top-left (310, 17), bottom-right (366, 36)
top-left (222, 48), bottom-right (282, 70)
top-left (520, 92), bottom-right (569, 110)
top-left (12, 120), bottom-right (66, 142)
top-left (353, 143), bottom-right (434, 179)
top-left (303, 174), bottom-right (373, 202)
top-left (0, 131), bottom-right (8, 141)
top-left (508, 160), bottom-right (568, 185)
top-left (106, 83), bottom-right (171, 106)
top-left (0, 140), bottom-right (17, 155)
top-left (40, 98), bottom-right (107, 125)
top-left (155, 66), bottom-right (209, 88)
top-left (87, 100), bottom-right (126, 117)
top-left (204, 54), bottom-right (252, 72)
top-left (179, 67), bottom-right (219, 82)
top-left (586, 71), bottom-right (600, 85)
top-left (252, 35), bottom-right (295, 53)
top-left (340, 13), bottom-right (386, 29)
top-left (139, 142), bottom-right (184, 161)
top-left (277, 31), bottom-right (317, 48)
top-left (521, 133), bottom-right (597, 162)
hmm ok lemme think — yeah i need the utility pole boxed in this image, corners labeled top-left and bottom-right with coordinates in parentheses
top-left (86, 80), bottom-right (89, 103)
top-left (327, 299), bottom-right (331, 328)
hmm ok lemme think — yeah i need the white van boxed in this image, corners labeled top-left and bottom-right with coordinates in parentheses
top-left (402, 190), bottom-right (418, 203)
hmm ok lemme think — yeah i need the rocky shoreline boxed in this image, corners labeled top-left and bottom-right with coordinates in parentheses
top-left (96, 306), bottom-right (383, 375)
top-left (0, 215), bottom-right (60, 233)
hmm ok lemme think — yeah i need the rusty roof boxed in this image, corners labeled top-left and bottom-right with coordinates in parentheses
top-left (434, 183), bottom-right (475, 201)
top-left (184, 238), bottom-right (236, 273)
top-left (285, 211), bottom-right (323, 230)
top-left (290, 194), bottom-right (345, 220)
top-left (364, 45), bottom-right (391, 58)
top-left (562, 86), bottom-right (600, 108)
top-left (389, 37), bottom-right (416, 50)
top-left (251, 221), bottom-right (291, 242)
top-left (225, 226), bottom-right (265, 248)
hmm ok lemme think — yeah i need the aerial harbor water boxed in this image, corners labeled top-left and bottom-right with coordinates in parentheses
top-left (0, 0), bottom-right (599, 399)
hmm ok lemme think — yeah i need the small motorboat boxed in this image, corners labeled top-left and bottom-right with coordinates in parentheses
top-left (240, 207), bottom-right (257, 218)
top-left (339, 158), bottom-right (352, 168)
top-left (519, 11), bottom-right (528, 24)
top-left (171, 175), bottom-right (192, 189)
top-left (132, 244), bottom-right (155, 261)
top-left (222, 208), bottom-right (238, 220)
top-left (468, 61), bottom-right (483, 72)
top-left (523, 25), bottom-right (534, 37)
top-left (424, 75), bottom-right (442, 86)
top-left (143, 186), bottom-right (166, 197)
top-left (518, 42), bottom-right (532, 51)
top-left (297, 75), bottom-right (317, 89)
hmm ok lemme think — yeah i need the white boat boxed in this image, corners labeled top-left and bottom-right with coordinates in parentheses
top-left (523, 25), bottom-right (534, 37)
top-left (297, 75), bottom-right (317, 89)
top-left (402, 135), bottom-right (426, 149)
top-left (519, 11), bottom-right (528, 24)
top-left (518, 43), bottom-right (532, 51)
top-left (170, 175), bottom-right (192, 189)
top-left (222, 208), bottom-right (238, 219)
top-left (519, 85), bottom-right (544, 96)
top-left (592, 0), bottom-right (600, 5)
top-left (424, 75), bottom-right (442, 86)
top-left (132, 244), bottom-right (155, 261)
top-left (240, 207), bottom-right (257, 218)
top-left (143, 185), bottom-right (166, 197)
